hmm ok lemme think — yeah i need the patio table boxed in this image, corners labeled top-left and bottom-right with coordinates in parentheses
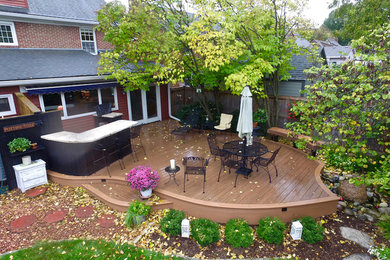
top-left (223, 140), bottom-right (268, 176)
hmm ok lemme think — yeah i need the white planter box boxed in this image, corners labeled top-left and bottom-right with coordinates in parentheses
top-left (13, 159), bottom-right (47, 192)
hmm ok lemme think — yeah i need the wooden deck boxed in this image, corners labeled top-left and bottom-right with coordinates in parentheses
top-left (48, 120), bottom-right (338, 224)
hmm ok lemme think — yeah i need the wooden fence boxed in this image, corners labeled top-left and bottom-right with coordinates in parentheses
top-left (170, 87), bottom-right (306, 127)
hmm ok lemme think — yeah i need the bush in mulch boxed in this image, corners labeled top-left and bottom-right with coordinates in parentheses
top-left (160, 209), bottom-right (185, 236)
top-left (376, 215), bottom-right (390, 240)
top-left (257, 217), bottom-right (286, 245)
top-left (224, 218), bottom-right (253, 248)
top-left (190, 218), bottom-right (220, 246)
top-left (299, 216), bottom-right (325, 244)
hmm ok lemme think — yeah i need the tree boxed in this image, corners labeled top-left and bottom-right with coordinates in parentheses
top-left (191, 0), bottom-right (314, 127)
top-left (287, 24), bottom-right (390, 195)
top-left (312, 25), bottom-right (335, 42)
top-left (96, 0), bottom-right (243, 121)
top-left (324, 0), bottom-right (390, 44)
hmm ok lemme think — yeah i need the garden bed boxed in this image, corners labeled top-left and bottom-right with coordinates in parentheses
top-left (0, 183), bottom-right (389, 259)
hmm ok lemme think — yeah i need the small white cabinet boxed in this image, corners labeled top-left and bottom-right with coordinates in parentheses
top-left (13, 159), bottom-right (47, 192)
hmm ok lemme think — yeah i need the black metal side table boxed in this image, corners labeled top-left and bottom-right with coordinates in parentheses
top-left (165, 166), bottom-right (180, 186)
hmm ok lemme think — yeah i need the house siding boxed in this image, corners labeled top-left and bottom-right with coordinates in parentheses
top-left (0, 0), bottom-right (28, 9)
top-left (160, 84), bottom-right (169, 120)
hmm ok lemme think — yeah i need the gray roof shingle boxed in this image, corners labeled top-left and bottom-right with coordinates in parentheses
top-left (289, 54), bottom-right (311, 80)
top-left (0, 0), bottom-right (106, 21)
top-left (0, 49), bottom-right (100, 81)
top-left (323, 46), bottom-right (352, 57)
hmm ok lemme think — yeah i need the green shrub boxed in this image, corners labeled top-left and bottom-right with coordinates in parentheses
top-left (176, 101), bottom-right (221, 127)
top-left (160, 209), bottom-right (185, 236)
top-left (256, 217), bottom-right (286, 245)
top-left (125, 200), bottom-right (151, 227)
top-left (376, 215), bottom-right (390, 239)
top-left (190, 218), bottom-right (220, 246)
top-left (369, 246), bottom-right (390, 260)
top-left (7, 137), bottom-right (31, 153)
top-left (299, 217), bottom-right (324, 244)
top-left (225, 219), bottom-right (253, 248)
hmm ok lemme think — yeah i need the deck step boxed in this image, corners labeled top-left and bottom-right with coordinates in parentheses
top-left (82, 183), bottom-right (173, 212)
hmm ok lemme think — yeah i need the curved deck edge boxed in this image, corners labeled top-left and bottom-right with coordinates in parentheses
top-left (48, 152), bottom-right (339, 224)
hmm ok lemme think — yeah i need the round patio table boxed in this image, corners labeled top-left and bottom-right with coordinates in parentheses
top-left (223, 140), bottom-right (268, 176)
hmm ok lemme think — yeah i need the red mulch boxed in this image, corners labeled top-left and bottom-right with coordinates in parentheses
top-left (74, 205), bottom-right (94, 218)
top-left (1, 183), bottom-right (389, 259)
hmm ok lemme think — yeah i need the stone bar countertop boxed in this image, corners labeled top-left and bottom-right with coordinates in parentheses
top-left (41, 120), bottom-right (137, 143)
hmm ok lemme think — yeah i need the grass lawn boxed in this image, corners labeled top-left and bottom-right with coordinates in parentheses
top-left (0, 239), bottom-right (182, 260)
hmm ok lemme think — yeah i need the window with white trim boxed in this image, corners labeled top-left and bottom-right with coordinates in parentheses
top-left (80, 28), bottom-right (96, 54)
top-left (0, 21), bottom-right (18, 46)
top-left (0, 94), bottom-right (17, 117)
top-left (39, 88), bottom-right (118, 119)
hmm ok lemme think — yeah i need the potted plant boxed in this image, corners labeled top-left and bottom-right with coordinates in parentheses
top-left (125, 200), bottom-right (151, 227)
top-left (7, 137), bottom-right (31, 153)
top-left (126, 165), bottom-right (160, 198)
top-left (253, 108), bottom-right (268, 135)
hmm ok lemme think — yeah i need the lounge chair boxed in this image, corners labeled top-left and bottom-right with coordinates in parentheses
top-left (214, 113), bottom-right (233, 131)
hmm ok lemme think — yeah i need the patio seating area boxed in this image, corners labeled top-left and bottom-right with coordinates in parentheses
top-left (47, 120), bottom-right (338, 224)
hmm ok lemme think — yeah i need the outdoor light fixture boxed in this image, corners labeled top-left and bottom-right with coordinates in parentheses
top-left (170, 159), bottom-right (176, 170)
top-left (290, 220), bottom-right (303, 240)
top-left (181, 218), bottom-right (190, 238)
top-left (196, 87), bottom-right (202, 93)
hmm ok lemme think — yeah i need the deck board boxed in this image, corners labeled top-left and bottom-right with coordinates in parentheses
top-left (47, 119), bottom-right (338, 223)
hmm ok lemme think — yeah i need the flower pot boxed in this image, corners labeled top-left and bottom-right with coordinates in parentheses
top-left (140, 188), bottom-right (152, 199)
top-left (132, 215), bottom-right (146, 226)
top-left (31, 143), bottom-right (38, 150)
top-left (22, 155), bottom-right (31, 165)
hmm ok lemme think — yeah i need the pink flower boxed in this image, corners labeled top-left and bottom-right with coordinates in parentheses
top-left (127, 165), bottom-right (160, 191)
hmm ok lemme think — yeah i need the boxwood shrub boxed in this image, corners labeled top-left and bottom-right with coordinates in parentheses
top-left (225, 218), bottom-right (253, 248)
top-left (257, 217), bottom-right (286, 245)
top-left (160, 209), bottom-right (185, 236)
top-left (190, 218), bottom-right (220, 246)
top-left (299, 216), bottom-right (324, 244)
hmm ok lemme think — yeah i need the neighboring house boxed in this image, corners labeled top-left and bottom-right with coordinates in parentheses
top-left (312, 39), bottom-right (354, 65)
top-left (0, 0), bottom-right (169, 133)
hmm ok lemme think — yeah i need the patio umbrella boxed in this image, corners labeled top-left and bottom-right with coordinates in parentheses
top-left (236, 85), bottom-right (253, 146)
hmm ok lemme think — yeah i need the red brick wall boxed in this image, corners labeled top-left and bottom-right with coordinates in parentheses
top-left (95, 30), bottom-right (113, 50)
top-left (12, 22), bottom-right (81, 49)
top-left (0, 0), bottom-right (28, 9)
top-left (0, 22), bottom-right (113, 50)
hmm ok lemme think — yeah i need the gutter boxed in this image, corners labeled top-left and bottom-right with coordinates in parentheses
top-left (0, 11), bottom-right (98, 26)
top-left (0, 75), bottom-right (107, 87)
top-left (167, 83), bottom-right (180, 121)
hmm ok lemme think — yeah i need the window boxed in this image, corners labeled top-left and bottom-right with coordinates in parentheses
top-left (0, 94), bottom-right (17, 117)
top-left (0, 22), bottom-right (18, 46)
top-left (80, 28), bottom-right (96, 54)
top-left (39, 88), bottom-right (118, 119)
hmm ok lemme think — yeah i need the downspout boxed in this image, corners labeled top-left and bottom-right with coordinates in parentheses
top-left (168, 82), bottom-right (180, 121)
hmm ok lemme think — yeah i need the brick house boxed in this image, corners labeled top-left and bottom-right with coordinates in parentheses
top-left (0, 0), bottom-right (169, 133)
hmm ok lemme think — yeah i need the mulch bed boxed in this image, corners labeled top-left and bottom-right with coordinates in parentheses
top-left (0, 183), bottom-right (389, 259)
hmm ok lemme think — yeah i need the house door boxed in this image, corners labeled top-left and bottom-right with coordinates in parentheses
top-left (126, 85), bottom-right (161, 124)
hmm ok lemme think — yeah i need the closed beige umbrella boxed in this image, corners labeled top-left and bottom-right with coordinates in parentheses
top-left (236, 86), bottom-right (253, 145)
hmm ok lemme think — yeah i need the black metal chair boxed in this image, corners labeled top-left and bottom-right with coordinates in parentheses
top-left (217, 149), bottom-right (242, 184)
top-left (207, 133), bottom-right (224, 160)
top-left (171, 109), bottom-right (201, 139)
top-left (183, 156), bottom-right (209, 193)
top-left (130, 125), bottom-right (146, 162)
top-left (251, 147), bottom-right (281, 183)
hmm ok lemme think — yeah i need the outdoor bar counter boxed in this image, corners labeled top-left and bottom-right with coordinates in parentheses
top-left (41, 120), bottom-right (137, 176)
